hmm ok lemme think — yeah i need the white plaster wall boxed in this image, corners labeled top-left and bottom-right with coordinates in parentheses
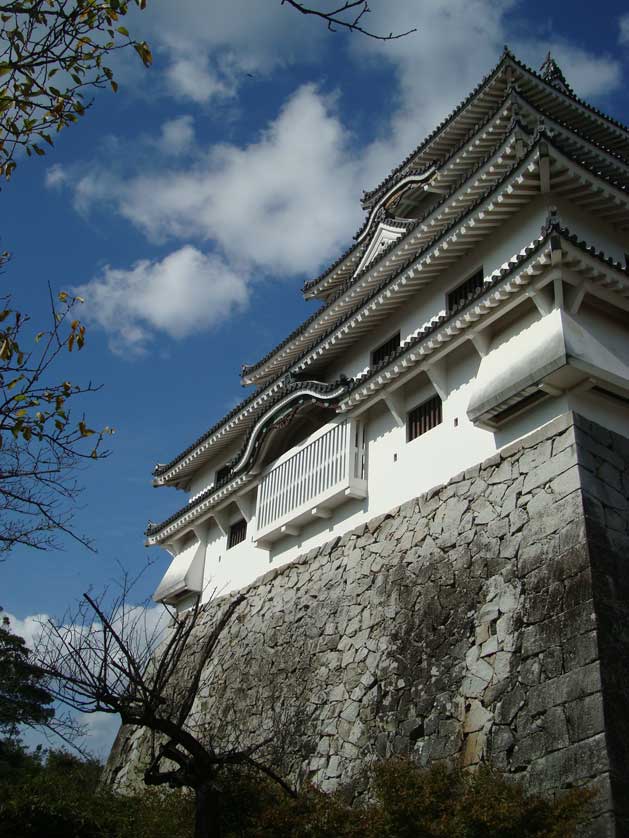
top-left (326, 199), bottom-right (552, 383)
top-left (577, 303), bottom-right (629, 368)
top-left (197, 347), bottom-right (501, 602)
top-left (556, 198), bottom-right (628, 265)
top-left (160, 187), bottom-right (629, 606)
top-left (567, 389), bottom-right (629, 440)
top-left (187, 442), bottom-right (241, 498)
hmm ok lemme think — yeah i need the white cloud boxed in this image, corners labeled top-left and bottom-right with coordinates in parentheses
top-left (521, 41), bottom-right (621, 99)
top-left (130, 0), bottom-right (324, 104)
top-left (3, 611), bottom-right (49, 649)
top-left (62, 85), bottom-right (362, 282)
top-left (351, 0), bottom-right (622, 184)
top-left (165, 56), bottom-right (234, 104)
top-left (158, 115), bottom-right (196, 156)
top-left (73, 245), bottom-right (249, 354)
top-left (4, 605), bottom-right (167, 758)
top-left (620, 13), bottom-right (629, 46)
top-left (118, 85), bottom-right (361, 276)
top-left (54, 1), bottom-right (625, 352)
top-left (45, 164), bottom-right (67, 189)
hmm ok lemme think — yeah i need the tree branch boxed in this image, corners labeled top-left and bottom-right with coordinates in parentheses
top-left (281, 0), bottom-right (416, 40)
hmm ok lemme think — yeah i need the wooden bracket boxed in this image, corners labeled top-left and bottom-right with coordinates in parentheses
top-left (565, 280), bottom-right (588, 315)
top-left (471, 331), bottom-right (491, 358)
top-left (426, 359), bottom-right (448, 400)
top-left (527, 285), bottom-right (553, 316)
top-left (383, 392), bottom-right (406, 427)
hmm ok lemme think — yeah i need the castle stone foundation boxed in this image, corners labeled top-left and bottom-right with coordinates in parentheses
top-left (107, 412), bottom-right (629, 837)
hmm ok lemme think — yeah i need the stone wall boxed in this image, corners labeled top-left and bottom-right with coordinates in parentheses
top-left (107, 412), bottom-right (629, 837)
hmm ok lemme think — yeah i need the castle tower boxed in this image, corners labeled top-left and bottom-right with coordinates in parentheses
top-left (121, 50), bottom-right (629, 833)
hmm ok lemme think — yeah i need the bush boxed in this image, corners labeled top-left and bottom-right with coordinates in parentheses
top-left (0, 743), bottom-right (591, 838)
top-left (219, 759), bottom-right (591, 838)
top-left (0, 743), bottom-right (194, 838)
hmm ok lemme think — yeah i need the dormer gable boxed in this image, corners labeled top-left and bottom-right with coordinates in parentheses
top-left (354, 221), bottom-right (406, 275)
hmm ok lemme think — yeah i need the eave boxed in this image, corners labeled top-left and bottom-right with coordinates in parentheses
top-left (361, 50), bottom-right (629, 214)
top-left (339, 222), bottom-right (629, 414)
top-left (302, 49), bottom-right (629, 305)
top-left (147, 380), bottom-right (349, 544)
top-left (244, 124), bottom-right (629, 389)
top-left (302, 84), bottom-right (518, 303)
top-left (154, 132), bottom-right (629, 490)
top-left (244, 125), bottom-right (529, 386)
top-left (147, 221), bottom-right (629, 546)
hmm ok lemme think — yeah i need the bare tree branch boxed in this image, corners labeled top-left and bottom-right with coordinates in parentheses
top-left (0, 281), bottom-right (112, 556)
top-left (281, 0), bottom-right (416, 40)
top-left (34, 582), bottom-right (296, 838)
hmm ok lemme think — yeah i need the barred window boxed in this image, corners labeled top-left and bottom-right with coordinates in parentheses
top-left (407, 394), bottom-right (442, 442)
top-left (446, 268), bottom-right (485, 314)
top-left (371, 332), bottom-right (400, 367)
top-left (215, 465), bottom-right (230, 486)
top-left (227, 519), bottom-right (247, 550)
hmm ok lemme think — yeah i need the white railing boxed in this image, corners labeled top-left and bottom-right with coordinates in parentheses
top-left (255, 419), bottom-right (367, 543)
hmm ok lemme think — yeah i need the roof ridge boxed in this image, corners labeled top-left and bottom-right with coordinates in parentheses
top-left (156, 133), bottom-right (545, 480)
top-left (362, 49), bottom-right (629, 215)
top-left (509, 51), bottom-right (629, 140)
top-left (248, 124), bottom-right (530, 382)
top-left (349, 91), bottom-right (518, 248)
top-left (512, 87), bottom-right (629, 170)
top-left (360, 49), bottom-right (510, 207)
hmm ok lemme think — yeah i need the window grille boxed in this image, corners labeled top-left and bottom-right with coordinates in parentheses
top-left (215, 465), bottom-right (230, 486)
top-left (446, 269), bottom-right (485, 314)
top-left (227, 519), bottom-right (247, 549)
top-left (371, 332), bottom-right (400, 367)
top-left (407, 395), bottom-right (442, 442)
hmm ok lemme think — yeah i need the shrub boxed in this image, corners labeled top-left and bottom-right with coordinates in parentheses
top-left (220, 759), bottom-right (591, 838)
top-left (0, 743), bottom-right (194, 838)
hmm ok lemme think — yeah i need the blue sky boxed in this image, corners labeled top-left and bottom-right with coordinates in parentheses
top-left (2, 0), bottom-right (629, 754)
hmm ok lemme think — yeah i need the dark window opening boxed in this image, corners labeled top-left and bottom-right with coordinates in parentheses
top-left (492, 390), bottom-right (548, 425)
top-left (371, 332), bottom-right (400, 367)
top-left (592, 385), bottom-right (629, 407)
top-left (407, 394), bottom-right (442, 442)
top-left (215, 465), bottom-right (230, 486)
top-left (227, 519), bottom-right (247, 549)
top-left (447, 268), bottom-right (485, 314)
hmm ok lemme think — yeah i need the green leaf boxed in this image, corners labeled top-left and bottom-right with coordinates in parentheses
top-left (117, 26), bottom-right (129, 36)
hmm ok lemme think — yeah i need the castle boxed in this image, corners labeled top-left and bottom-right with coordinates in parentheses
top-left (113, 49), bottom-right (629, 834)
top-left (148, 49), bottom-right (629, 613)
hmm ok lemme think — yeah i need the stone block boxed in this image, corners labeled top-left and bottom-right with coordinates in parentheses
top-left (564, 693), bottom-right (605, 743)
top-left (463, 699), bottom-right (492, 733)
top-left (527, 662), bottom-right (602, 715)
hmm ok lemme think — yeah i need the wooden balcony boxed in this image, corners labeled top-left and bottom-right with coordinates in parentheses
top-left (255, 419), bottom-right (367, 546)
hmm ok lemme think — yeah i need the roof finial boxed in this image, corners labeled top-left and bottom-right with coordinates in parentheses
top-left (539, 52), bottom-right (573, 96)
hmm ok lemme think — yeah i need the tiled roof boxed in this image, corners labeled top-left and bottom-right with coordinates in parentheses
top-left (359, 49), bottom-right (511, 208)
top-left (147, 219), bottom-right (629, 542)
top-left (147, 378), bottom-right (348, 538)
top-left (245, 120), bottom-right (528, 382)
top-left (246, 126), bottom-right (629, 388)
top-left (301, 75), bottom-right (515, 298)
top-left (362, 48), bottom-right (629, 213)
top-left (154, 116), bottom-right (629, 486)
top-left (154, 130), bottom-right (544, 482)
top-left (341, 216), bottom-right (629, 403)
